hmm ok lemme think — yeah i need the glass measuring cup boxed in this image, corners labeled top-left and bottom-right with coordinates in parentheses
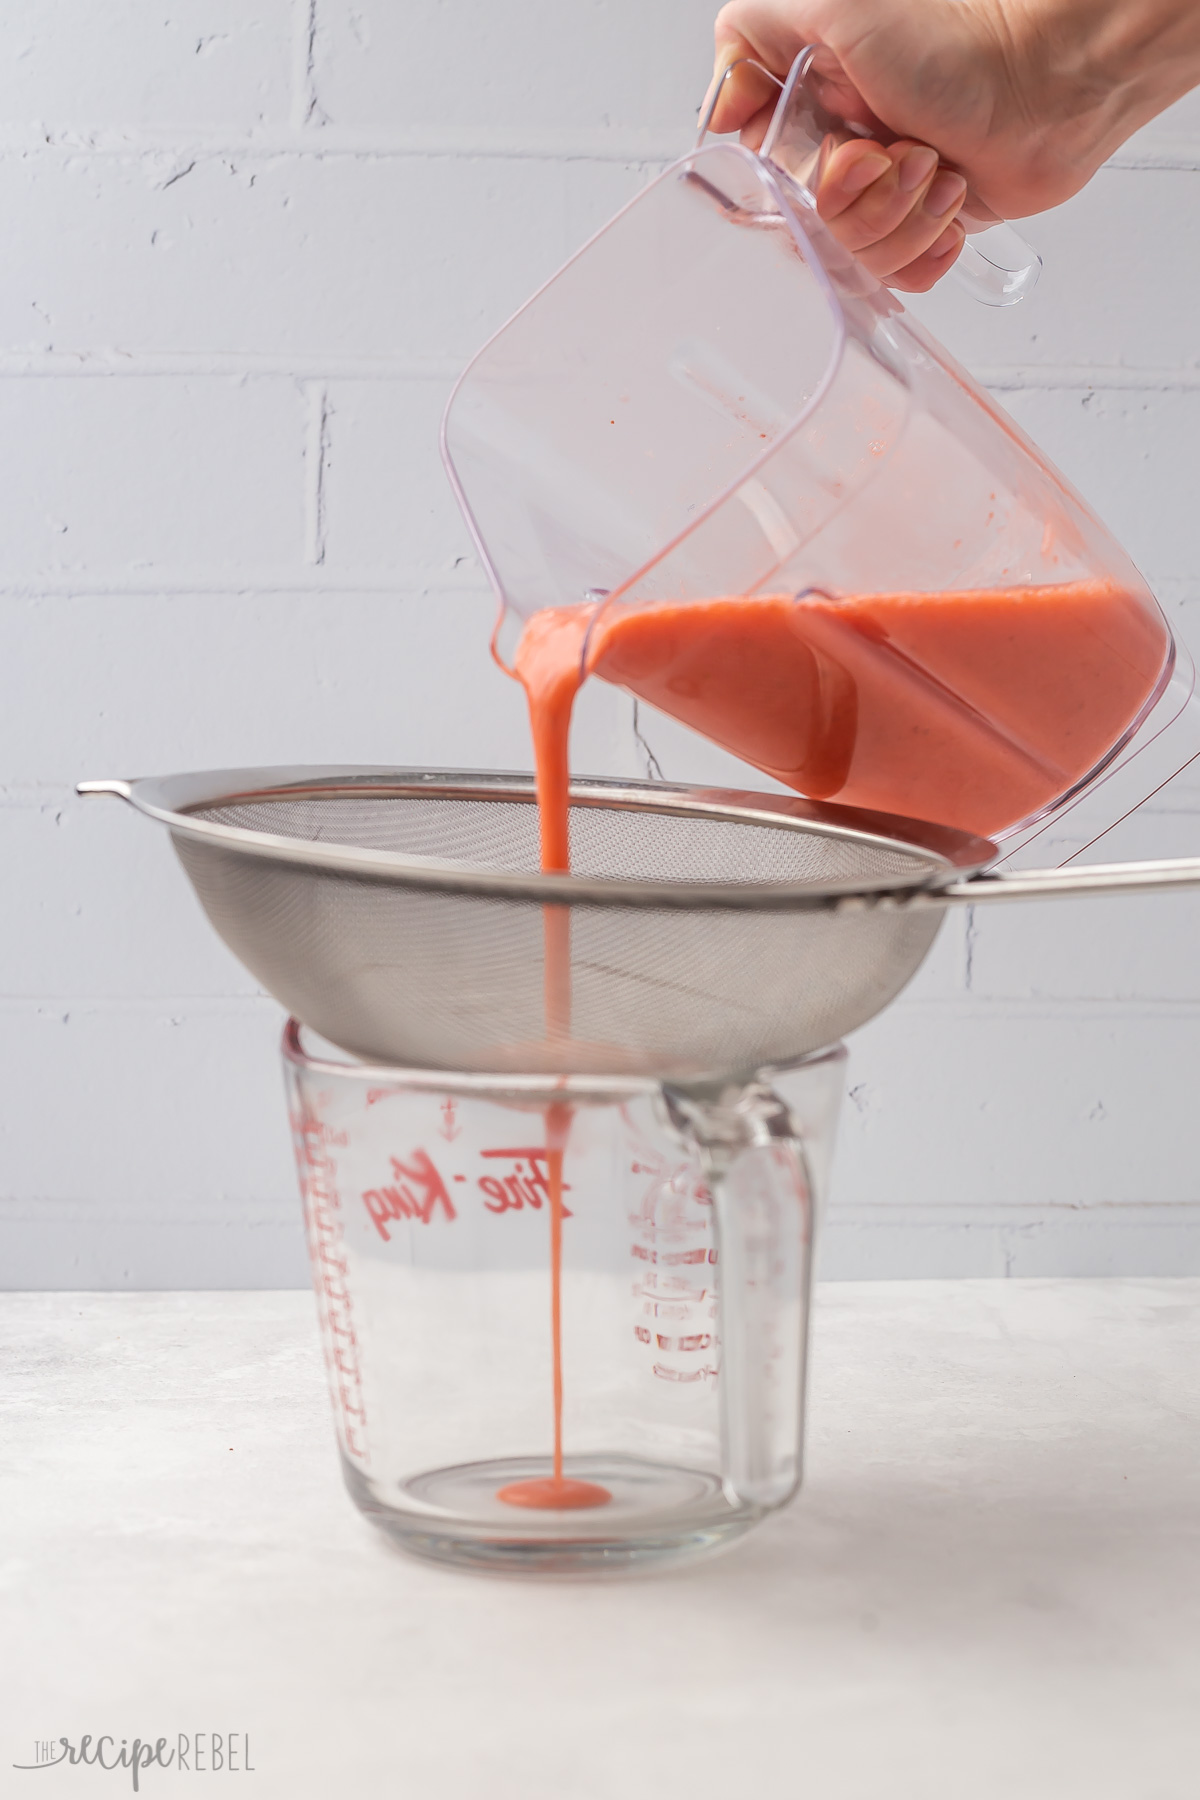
top-left (442, 70), bottom-right (1198, 860)
top-left (283, 1022), bottom-right (846, 1574)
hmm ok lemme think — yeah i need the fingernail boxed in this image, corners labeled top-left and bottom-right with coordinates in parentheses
top-left (898, 145), bottom-right (939, 192)
top-left (930, 221), bottom-right (965, 258)
top-left (839, 152), bottom-right (892, 197)
top-left (925, 170), bottom-right (968, 217)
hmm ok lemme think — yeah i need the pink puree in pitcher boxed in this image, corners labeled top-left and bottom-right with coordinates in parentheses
top-left (517, 578), bottom-right (1168, 853)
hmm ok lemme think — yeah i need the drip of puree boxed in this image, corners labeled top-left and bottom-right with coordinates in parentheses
top-left (494, 602), bottom-right (613, 1512)
top-left (486, 662), bottom-right (609, 1510)
top-left (495, 1102), bottom-right (612, 1513)
top-left (502, 577), bottom-right (1166, 1512)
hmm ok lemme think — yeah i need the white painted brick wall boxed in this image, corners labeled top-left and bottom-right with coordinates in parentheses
top-left (5, 2), bottom-right (1200, 1286)
top-left (0, 376), bottom-right (304, 577)
top-left (0, 3), bottom-right (293, 131)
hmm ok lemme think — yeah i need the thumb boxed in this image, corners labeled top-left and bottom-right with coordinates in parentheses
top-left (704, 31), bottom-right (783, 134)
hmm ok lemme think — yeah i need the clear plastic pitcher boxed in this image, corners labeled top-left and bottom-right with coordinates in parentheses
top-left (441, 68), bottom-right (1197, 856)
top-left (284, 1022), bottom-right (846, 1574)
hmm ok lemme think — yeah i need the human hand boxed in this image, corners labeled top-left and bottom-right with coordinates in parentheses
top-left (709, 0), bottom-right (1200, 283)
top-left (812, 134), bottom-right (967, 293)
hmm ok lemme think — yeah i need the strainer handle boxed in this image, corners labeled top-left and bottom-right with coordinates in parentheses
top-left (77, 779), bottom-right (134, 799)
top-left (934, 856), bottom-right (1200, 906)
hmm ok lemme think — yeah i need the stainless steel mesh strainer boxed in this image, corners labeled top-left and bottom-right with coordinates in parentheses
top-left (80, 767), bottom-right (1200, 1081)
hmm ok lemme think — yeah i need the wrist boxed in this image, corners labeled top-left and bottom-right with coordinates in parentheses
top-left (1012, 0), bottom-right (1200, 142)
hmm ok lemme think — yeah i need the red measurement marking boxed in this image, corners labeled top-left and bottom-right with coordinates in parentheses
top-left (631, 1245), bottom-right (717, 1265)
top-left (289, 1108), bottom-right (368, 1465)
top-left (653, 1364), bottom-right (715, 1384)
top-left (438, 1097), bottom-right (461, 1142)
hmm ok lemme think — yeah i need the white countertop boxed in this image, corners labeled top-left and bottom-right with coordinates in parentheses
top-left (3, 1279), bottom-right (1199, 1799)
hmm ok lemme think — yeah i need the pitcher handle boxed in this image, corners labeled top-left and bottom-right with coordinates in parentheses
top-left (700, 47), bottom-right (1041, 308)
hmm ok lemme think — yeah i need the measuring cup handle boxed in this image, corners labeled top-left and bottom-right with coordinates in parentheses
top-left (713, 1129), bottom-right (813, 1509)
top-left (666, 1083), bottom-right (815, 1509)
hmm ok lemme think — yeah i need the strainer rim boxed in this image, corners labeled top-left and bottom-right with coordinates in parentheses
top-left (81, 765), bottom-right (997, 912)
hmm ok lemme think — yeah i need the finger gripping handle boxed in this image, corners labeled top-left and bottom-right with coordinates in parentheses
top-left (701, 47), bottom-right (1042, 306)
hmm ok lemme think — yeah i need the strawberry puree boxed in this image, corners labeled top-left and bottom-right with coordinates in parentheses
top-left (495, 1101), bottom-right (612, 1513)
top-left (513, 605), bottom-right (586, 873)
top-left (499, 608), bottom-right (603, 1510)
top-left (515, 580), bottom-right (1167, 844)
top-left (499, 1475), bottom-right (613, 1508)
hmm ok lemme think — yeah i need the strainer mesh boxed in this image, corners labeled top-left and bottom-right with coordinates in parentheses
top-left (176, 789), bottom-right (947, 1077)
top-left (192, 793), bottom-right (926, 885)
